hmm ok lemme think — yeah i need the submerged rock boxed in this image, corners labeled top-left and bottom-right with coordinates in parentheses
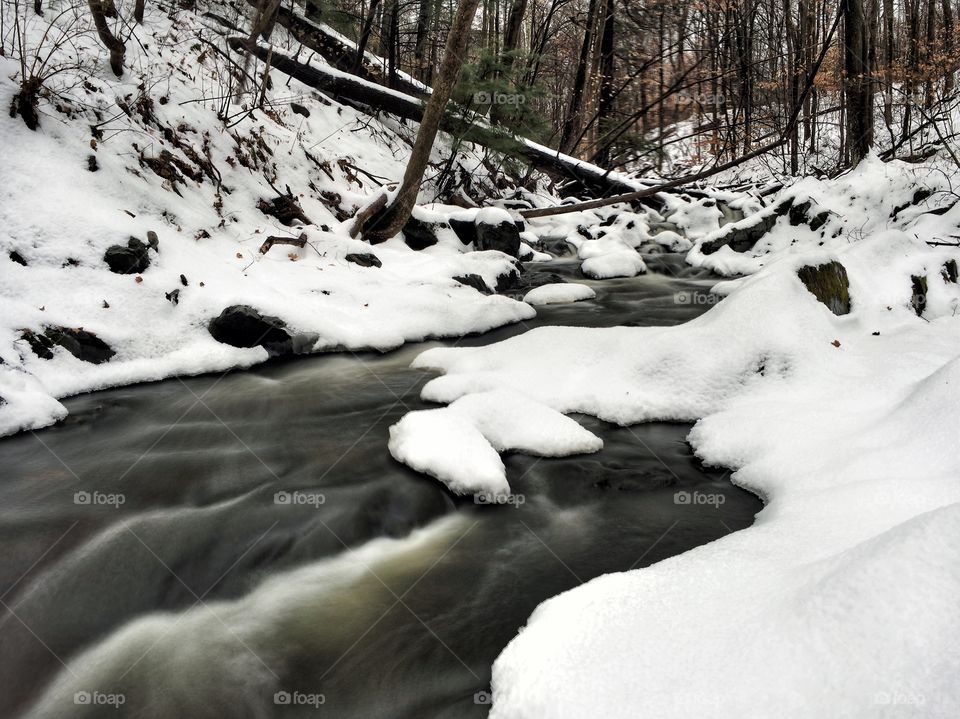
top-left (797, 260), bottom-right (851, 316)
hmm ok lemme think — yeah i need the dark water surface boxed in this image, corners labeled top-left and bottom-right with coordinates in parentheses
top-left (0, 254), bottom-right (761, 718)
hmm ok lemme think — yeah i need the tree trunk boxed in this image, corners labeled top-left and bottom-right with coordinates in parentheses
top-left (593, 0), bottom-right (616, 166)
top-left (844, 0), bottom-right (874, 163)
top-left (354, 0), bottom-right (381, 75)
top-left (943, 0), bottom-right (955, 91)
top-left (559, 0), bottom-right (599, 154)
top-left (134, 0), bottom-right (145, 24)
top-left (88, 0), bottom-right (125, 77)
top-left (364, 0), bottom-right (483, 242)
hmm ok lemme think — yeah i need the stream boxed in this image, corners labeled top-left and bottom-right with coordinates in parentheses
top-left (0, 253), bottom-right (762, 718)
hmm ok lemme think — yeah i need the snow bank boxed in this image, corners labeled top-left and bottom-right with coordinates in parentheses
top-left (398, 163), bottom-right (960, 716)
top-left (0, 3), bottom-right (540, 437)
top-left (388, 389), bottom-right (602, 495)
top-left (522, 283), bottom-right (595, 305)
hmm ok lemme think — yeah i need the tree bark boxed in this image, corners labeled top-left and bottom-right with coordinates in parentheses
top-left (844, 0), bottom-right (874, 163)
top-left (559, 0), bottom-right (599, 154)
top-left (88, 0), bottom-right (125, 77)
top-left (364, 0), bottom-right (483, 242)
top-left (593, 0), bottom-right (616, 166)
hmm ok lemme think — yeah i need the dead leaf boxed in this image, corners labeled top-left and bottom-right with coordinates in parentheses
top-left (831, 339), bottom-right (841, 348)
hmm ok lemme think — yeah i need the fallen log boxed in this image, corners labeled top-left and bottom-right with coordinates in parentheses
top-left (227, 38), bottom-right (662, 205)
top-left (253, 1), bottom-right (428, 99)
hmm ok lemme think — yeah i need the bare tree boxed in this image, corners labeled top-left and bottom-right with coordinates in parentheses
top-left (87, 0), bottom-right (124, 76)
top-left (363, 0), bottom-right (483, 242)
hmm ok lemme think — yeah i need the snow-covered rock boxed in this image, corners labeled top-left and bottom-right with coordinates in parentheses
top-left (388, 389), bottom-right (602, 495)
top-left (522, 283), bottom-right (596, 305)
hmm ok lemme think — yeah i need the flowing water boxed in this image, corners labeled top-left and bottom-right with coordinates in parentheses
top-left (0, 253), bottom-right (761, 718)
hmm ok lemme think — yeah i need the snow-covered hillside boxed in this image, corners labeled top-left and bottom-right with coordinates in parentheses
top-left (0, 1), bottom-right (554, 436)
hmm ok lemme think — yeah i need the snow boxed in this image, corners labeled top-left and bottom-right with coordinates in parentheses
top-left (522, 283), bottom-right (595, 306)
top-left (392, 158), bottom-right (960, 717)
top-left (580, 250), bottom-right (647, 279)
top-left (388, 389), bottom-right (603, 495)
top-left (0, 2), bottom-right (539, 437)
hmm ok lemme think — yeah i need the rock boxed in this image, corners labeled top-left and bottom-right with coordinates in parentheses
top-left (449, 218), bottom-right (478, 246)
top-left (453, 274), bottom-right (491, 294)
top-left (104, 237), bottom-right (151, 274)
top-left (9, 250), bottom-right (27, 266)
top-left (701, 199), bottom-right (791, 255)
top-left (87, 155), bottom-right (98, 172)
top-left (788, 200), bottom-right (830, 232)
top-left (911, 275), bottom-right (927, 316)
top-left (797, 260), bottom-right (851, 316)
top-left (147, 231), bottom-right (159, 251)
top-left (165, 289), bottom-right (180, 305)
top-left (494, 264), bottom-right (521, 292)
top-left (476, 220), bottom-right (521, 257)
top-left (21, 329), bottom-right (54, 359)
top-left (345, 252), bottom-right (382, 268)
top-left (449, 216), bottom-right (521, 257)
top-left (208, 305), bottom-right (294, 354)
top-left (291, 332), bottom-right (319, 354)
top-left (942, 259), bottom-right (958, 283)
top-left (402, 217), bottom-right (441, 250)
top-left (180, 273), bottom-right (188, 286)
top-left (290, 102), bottom-right (310, 118)
top-left (43, 327), bottom-right (115, 363)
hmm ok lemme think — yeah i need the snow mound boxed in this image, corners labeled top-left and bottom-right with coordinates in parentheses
top-left (581, 250), bottom-right (647, 279)
top-left (388, 389), bottom-right (602, 495)
top-left (522, 283), bottom-right (596, 305)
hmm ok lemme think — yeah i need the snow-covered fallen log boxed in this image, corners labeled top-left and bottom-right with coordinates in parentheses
top-left (228, 38), bottom-right (665, 203)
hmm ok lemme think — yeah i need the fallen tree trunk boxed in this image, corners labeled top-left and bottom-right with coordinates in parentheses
top-left (245, 0), bottom-right (428, 98)
top-left (228, 38), bottom-right (661, 204)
